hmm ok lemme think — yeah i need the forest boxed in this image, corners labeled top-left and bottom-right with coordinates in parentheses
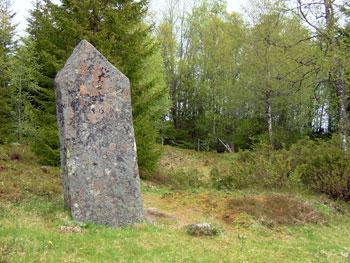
top-left (0, 0), bottom-right (350, 262)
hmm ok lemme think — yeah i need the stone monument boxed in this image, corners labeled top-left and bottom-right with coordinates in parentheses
top-left (55, 40), bottom-right (144, 227)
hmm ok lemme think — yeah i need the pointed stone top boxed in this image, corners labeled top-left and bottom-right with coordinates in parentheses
top-left (72, 39), bottom-right (96, 56)
top-left (55, 39), bottom-right (128, 86)
top-left (77, 39), bottom-right (92, 47)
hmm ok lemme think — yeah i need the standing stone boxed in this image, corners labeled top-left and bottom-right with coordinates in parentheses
top-left (55, 40), bottom-right (144, 227)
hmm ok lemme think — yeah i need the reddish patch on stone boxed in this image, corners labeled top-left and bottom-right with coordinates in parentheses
top-left (123, 88), bottom-right (130, 101)
top-left (68, 107), bottom-right (75, 121)
top-left (109, 143), bottom-right (117, 151)
top-left (79, 98), bottom-right (87, 108)
top-left (87, 112), bottom-right (97, 124)
top-left (80, 85), bottom-right (87, 96)
top-left (92, 180), bottom-right (104, 196)
top-left (92, 66), bottom-right (108, 93)
top-left (80, 63), bottom-right (88, 77)
top-left (86, 102), bottom-right (112, 125)
top-left (90, 87), bottom-right (100, 97)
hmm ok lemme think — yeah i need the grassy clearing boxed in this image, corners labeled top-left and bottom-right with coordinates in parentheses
top-left (1, 145), bottom-right (350, 262)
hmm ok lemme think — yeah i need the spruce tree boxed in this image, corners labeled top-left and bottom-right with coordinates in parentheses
top-left (0, 0), bottom-right (15, 143)
top-left (9, 38), bottom-right (43, 143)
top-left (28, 0), bottom-right (168, 171)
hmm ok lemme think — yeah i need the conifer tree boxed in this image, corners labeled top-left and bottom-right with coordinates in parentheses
top-left (0, 0), bottom-right (15, 143)
top-left (9, 38), bottom-right (42, 143)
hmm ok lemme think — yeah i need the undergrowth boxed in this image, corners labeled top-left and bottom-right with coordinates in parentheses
top-left (155, 138), bottom-right (350, 202)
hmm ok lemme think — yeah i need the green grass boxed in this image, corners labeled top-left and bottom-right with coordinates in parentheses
top-left (1, 144), bottom-right (350, 262)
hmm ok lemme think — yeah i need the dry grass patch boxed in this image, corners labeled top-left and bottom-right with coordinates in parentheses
top-left (155, 146), bottom-right (233, 185)
top-left (224, 194), bottom-right (324, 227)
top-left (144, 190), bottom-right (327, 229)
top-left (0, 158), bottom-right (61, 202)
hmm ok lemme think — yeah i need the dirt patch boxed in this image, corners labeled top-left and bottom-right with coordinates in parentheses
top-left (145, 207), bottom-right (177, 222)
top-left (10, 153), bottom-right (21, 161)
top-left (0, 185), bottom-right (21, 202)
top-left (224, 194), bottom-right (324, 227)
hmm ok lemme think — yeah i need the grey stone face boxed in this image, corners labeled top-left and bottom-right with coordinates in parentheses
top-left (55, 40), bottom-right (144, 227)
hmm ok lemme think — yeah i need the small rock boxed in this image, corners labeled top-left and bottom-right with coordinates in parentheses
top-left (185, 223), bottom-right (221, 237)
top-left (59, 226), bottom-right (82, 233)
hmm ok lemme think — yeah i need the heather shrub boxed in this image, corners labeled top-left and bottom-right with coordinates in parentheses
top-left (290, 138), bottom-right (350, 201)
top-left (155, 168), bottom-right (205, 190)
top-left (211, 143), bottom-right (295, 190)
top-left (209, 138), bottom-right (350, 201)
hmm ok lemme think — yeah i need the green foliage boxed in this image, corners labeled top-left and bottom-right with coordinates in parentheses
top-left (290, 138), bottom-right (350, 201)
top-left (0, 144), bottom-right (37, 163)
top-left (0, 0), bottom-right (15, 80)
top-left (158, 0), bottom-right (320, 150)
top-left (155, 168), bottom-right (205, 190)
top-left (135, 116), bottom-right (161, 176)
top-left (158, 0), bottom-right (248, 149)
top-left (208, 138), bottom-right (350, 201)
top-left (0, 87), bottom-right (13, 143)
top-left (161, 124), bottom-right (196, 149)
top-left (8, 38), bottom-right (41, 143)
top-left (210, 144), bottom-right (294, 190)
top-left (32, 124), bottom-right (60, 166)
top-left (0, 0), bottom-right (16, 143)
top-left (13, 37), bottom-right (59, 165)
top-left (185, 223), bottom-right (222, 237)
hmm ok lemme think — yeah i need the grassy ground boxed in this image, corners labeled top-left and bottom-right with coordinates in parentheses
top-left (0, 145), bottom-right (350, 262)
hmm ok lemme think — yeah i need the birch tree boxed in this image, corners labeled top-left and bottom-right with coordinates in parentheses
top-left (241, 0), bottom-right (314, 148)
top-left (295, 0), bottom-right (349, 150)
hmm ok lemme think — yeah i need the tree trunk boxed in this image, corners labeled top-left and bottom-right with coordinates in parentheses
top-left (171, 79), bottom-right (179, 129)
top-left (335, 70), bottom-right (348, 151)
top-left (265, 92), bottom-right (274, 148)
top-left (323, 0), bottom-right (348, 150)
top-left (318, 104), bottom-right (325, 133)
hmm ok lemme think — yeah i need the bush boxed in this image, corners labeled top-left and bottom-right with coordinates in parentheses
top-left (32, 126), bottom-right (60, 166)
top-left (290, 138), bottom-right (350, 201)
top-left (209, 137), bottom-right (350, 201)
top-left (154, 168), bottom-right (205, 190)
top-left (210, 144), bottom-right (294, 190)
top-left (134, 118), bottom-right (162, 176)
top-left (0, 144), bottom-right (37, 163)
top-left (185, 223), bottom-right (222, 237)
